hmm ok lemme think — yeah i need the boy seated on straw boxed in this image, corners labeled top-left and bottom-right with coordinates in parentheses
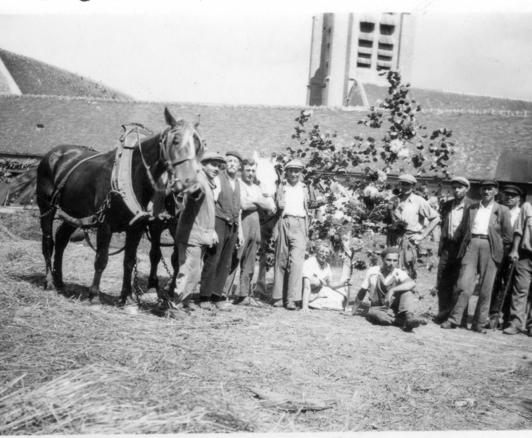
top-left (349, 247), bottom-right (428, 332)
top-left (301, 241), bottom-right (350, 312)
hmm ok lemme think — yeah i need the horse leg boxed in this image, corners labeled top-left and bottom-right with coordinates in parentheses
top-left (52, 222), bottom-right (77, 289)
top-left (119, 228), bottom-right (144, 307)
top-left (88, 224), bottom-right (112, 304)
top-left (40, 212), bottom-right (56, 291)
top-left (147, 222), bottom-right (164, 292)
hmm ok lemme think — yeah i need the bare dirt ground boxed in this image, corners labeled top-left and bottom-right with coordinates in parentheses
top-left (2, 211), bottom-right (532, 434)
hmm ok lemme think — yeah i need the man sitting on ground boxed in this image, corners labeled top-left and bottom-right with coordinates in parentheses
top-left (349, 247), bottom-right (428, 332)
top-left (301, 241), bottom-right (350, 312)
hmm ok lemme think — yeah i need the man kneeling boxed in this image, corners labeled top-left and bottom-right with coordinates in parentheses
top-left (350, 247), bottom-right (427, 332)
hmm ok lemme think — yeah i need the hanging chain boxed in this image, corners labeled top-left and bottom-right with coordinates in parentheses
top-left (160, 253), bottom-right (173, 277)
top-left (39, 205), bottom-right (57, 218)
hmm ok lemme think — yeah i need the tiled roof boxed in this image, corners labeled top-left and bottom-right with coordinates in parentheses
top-left (0, 94), bottom-right (530, 181)
top-left (363, 83), bottom-right (532, 112)
top-left (0, 49), bottom-right (131, 100)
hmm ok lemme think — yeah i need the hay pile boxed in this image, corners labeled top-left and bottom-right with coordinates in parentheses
top-left (2, 212), bottom-right (532, 433)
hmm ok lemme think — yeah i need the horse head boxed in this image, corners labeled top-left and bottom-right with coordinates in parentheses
top-left (160, 107), bottom-right (205, 194)
top-left (254, 151), bottom-right (280, 212)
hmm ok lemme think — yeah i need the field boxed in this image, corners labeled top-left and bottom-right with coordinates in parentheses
top-left (2, 210), bottom-right (532, 434)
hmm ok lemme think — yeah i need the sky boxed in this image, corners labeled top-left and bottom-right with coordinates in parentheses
top-left (0, 0), bottom-right (532, 105)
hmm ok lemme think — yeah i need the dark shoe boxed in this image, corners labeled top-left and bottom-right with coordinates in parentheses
top-left (503, 325), bottom-right (520, 335)
top-left (271, 299), bottom-right (284, 308)
top-left (441, 321), bottom-right (458, 329)
top-left (433, 311), bottom-right (449, 325)
top-left (232, 296), bottom-right (246, 305)
top-left (213, 301), bottom-right (233, 312)
top-left (471, 325), bottom-right (487, 334)
top-left (286, 301), bottom-right (297, 311)
top-left (405, 317), bottom-right (428, 332)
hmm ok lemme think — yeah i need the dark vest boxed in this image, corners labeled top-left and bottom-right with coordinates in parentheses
top-left (215, 172), bottom-right (241, 224)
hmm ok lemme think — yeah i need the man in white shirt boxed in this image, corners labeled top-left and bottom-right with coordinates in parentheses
top-left (387, 174), bottom-right (440, 279)
top-left (272, 159), bottom-right (324, 310)
top-left (301, 241), bottom-right (350, 312)
top-left (228, 158), bottom-right (273, 304)
top-left (349, 247), bottom-right (428, 332)
top-left (442, 180), bottom-right (513, 333)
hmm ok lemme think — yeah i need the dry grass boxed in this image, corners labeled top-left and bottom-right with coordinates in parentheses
top-left (2, 212), bottom-right (532, 433)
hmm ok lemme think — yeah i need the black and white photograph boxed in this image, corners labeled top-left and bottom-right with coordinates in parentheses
top-left (1, 0), bottom-right (532, 434)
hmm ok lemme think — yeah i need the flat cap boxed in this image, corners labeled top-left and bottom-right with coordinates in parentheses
top-left (285, 159), bottom-right (304, 169)
top-left (502, 184), bottom-right (522, 195)
top-left (451, 176), bottom-right (470, 189)
top-left (480, 179), bottom-right (498, 188)
top-left (225, 150), bottom-right (243, 162)
top-left (381, 247), bottom-right (400, 258)
top-left (201, 151), bottom-right (227, 164)
top-left (398, 174), bottom-right (417, 184)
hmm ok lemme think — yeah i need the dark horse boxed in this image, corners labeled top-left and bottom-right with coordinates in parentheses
top-left (29, 108), bottom-right (204, 306)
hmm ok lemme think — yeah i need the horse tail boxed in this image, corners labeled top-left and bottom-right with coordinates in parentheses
top-left (1, 167), bottom-right (38, 205)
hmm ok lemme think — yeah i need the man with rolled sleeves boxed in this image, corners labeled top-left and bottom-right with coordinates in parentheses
top-left (349, 247), bottom-right (428, 332)
top-left (503, 198), bottom-right (532, 336)
top-left (387, 174), bottom-right (441, 279)
top-left (441, 180), bottom-right (513, 333)
top-left (488, 184), bottom-right (522, 329)
top-left (434, 176), bottom-right (473, 324)
top-left (200, 150), bottom-right (244, 311)
top-left (271, 159), bottom-right (324, 310)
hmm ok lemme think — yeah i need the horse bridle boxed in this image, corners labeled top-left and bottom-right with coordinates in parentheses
top-left (137, 124), bottom-right (203, 193)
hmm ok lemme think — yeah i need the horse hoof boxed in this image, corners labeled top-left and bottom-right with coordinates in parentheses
top-left (141, 290), bottom-right (159, 304)
top-left (90, 296), bottom-right (102, 305)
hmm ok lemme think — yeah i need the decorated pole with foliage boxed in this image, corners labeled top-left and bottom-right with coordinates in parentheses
top-left (275, 71), bottom-right (455, 275)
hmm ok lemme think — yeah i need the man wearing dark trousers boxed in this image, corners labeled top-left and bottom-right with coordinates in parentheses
top-left (442, 180), bottom-right (513, 333)
top-left (200, 151), bottom-right (244, 310)
top-left (434, 176), bottom-right (473, 324)
top-left (488, 184), bottom-right (522, 329)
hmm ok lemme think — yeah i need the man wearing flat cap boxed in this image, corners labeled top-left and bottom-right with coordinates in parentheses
top-left (349, 247), bottom-right (427, 332)
top-left (434, 176), bottom-right (473, 324)
top-left (387, 173), bottom-right (440, 279)
top-left (487, 184), bottom-right (521, 330)
top-left (442, 179), bottom-right (513, 333)
top-left (271, 159), bottom-right (324, 309)
top-left (166, 152), bottom-right (225, 319)
top-left (504, 196), bottom-right (532, 336)
top-left (200, 150), bottom-right (244, 311)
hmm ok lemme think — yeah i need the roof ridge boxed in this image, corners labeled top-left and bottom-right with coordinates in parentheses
top-left (0, 47), bottom-right (132, 100)
top-left (409, 86), bottom-right (532, 104)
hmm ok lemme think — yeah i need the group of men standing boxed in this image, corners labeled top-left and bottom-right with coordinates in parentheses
top-left (164, 152), bottom-right (532, 337)
top-left (386, 173), bottom-right (532, 336)
top-left (165, 151), bottom-right (326, 319)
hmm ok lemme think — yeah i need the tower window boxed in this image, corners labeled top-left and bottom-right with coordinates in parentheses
top-left (380, 24), bottom-right (395, 35)
top-left (359, 39), bottom-right (373, 48)
top-left (378, 42), bottom-right (393, 51)
top-left (360, 22), bottom-right (375, 33)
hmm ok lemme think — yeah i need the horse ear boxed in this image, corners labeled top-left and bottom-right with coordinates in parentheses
top-left (194, 114), bottom-right (201, 128)
top-left (253, 151), bottom-right (260, 162)
top-left (164, 107), bottom-right (177, 127)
